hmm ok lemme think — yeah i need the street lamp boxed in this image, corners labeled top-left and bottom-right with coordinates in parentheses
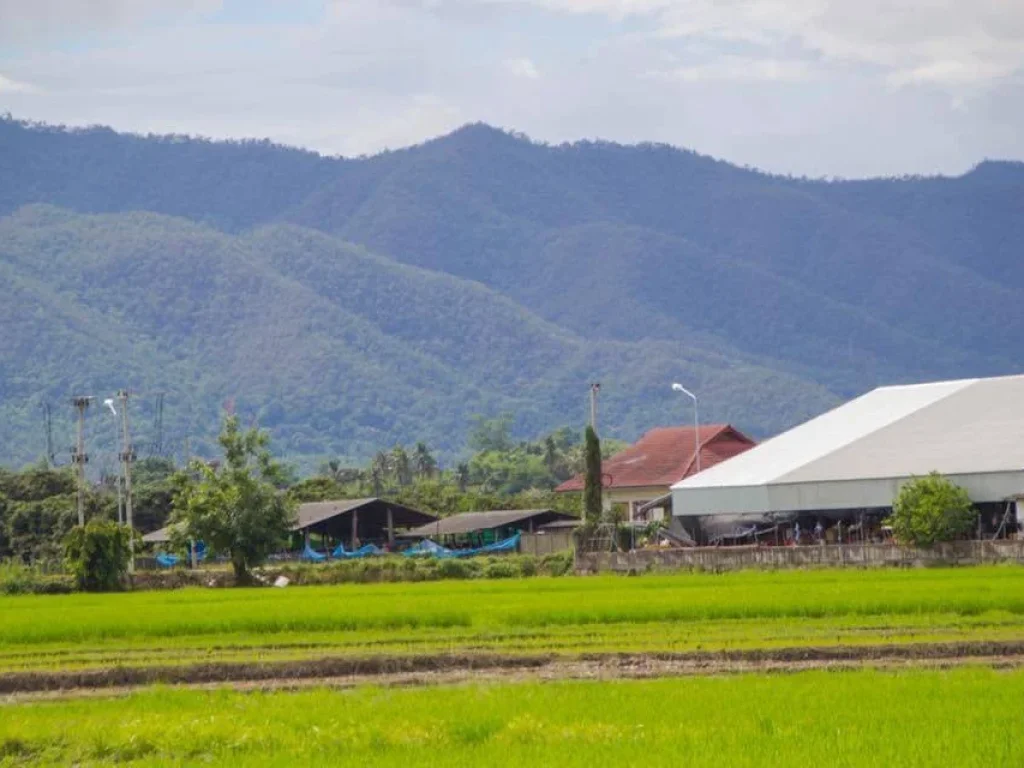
top-left (671, 383), bottom-right (701, 473)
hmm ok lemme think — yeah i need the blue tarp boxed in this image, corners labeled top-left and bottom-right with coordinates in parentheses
top-left (301, 544), bottom-right (327, 562)
top-left (331, 543), bottom-right (383, 559)
top-left (402, 539), bottom-right (451, 557)
top-left (155, 540), bottom-right (207, 568)
top-left (405, 533), bottom-right (521, 559)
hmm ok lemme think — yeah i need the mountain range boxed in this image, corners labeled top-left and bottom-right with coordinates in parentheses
top-left (1, 117), bottom-right (1021, 469)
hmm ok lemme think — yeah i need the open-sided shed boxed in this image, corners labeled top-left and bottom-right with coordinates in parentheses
top-left (403, 509), bottom-right (576, 545)
top-left (294, 498), bottom-right (436, 548)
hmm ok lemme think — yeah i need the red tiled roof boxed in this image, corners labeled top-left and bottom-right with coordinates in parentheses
top-left (555, 424), bottom-right (756, 492)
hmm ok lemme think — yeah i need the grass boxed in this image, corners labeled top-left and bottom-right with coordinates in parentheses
top-left (1, 668), bottom-right (1022, 766)
top-left (2, 566), bottom-right (1024, 674)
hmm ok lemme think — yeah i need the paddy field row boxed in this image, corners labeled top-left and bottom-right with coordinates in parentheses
top-left (2, 668), bottom-right (1022, 766)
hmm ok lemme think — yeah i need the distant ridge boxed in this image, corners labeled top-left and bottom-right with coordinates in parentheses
top-left (0, 116), bottom-right (1021, 467)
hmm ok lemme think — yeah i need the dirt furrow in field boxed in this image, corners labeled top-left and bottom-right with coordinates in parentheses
top-left (4, 641), bottom-right (1024, 700)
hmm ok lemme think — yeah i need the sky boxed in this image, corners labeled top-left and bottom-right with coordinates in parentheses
top-left (1, 0), bottom-right (1023, 178)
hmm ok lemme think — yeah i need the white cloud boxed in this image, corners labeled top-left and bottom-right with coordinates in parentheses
top-left (0, 0), bottom-right (1022, 178)
top-left (425, 0), bottom-right (1024, 90)
top-left (0, 74), bottom-right (40, 93)
top-left (648, 56), bottom-right (817, 83)
top-left (0, 0), bottom-right (222, 43)
top-left (505, 57), bottom-right (541, 79)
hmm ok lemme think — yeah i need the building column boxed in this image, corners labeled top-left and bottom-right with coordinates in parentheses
top-left (386, 507), bottom-right (395, 547)
top-left (351, 509), bottom-right (360, 549)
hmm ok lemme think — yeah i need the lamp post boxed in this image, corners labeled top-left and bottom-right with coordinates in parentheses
top-left (671, 383), bottom-right (701, 473)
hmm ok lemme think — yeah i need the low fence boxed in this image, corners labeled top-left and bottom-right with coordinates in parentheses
top-left (520, 530), bottom-right (574, 556)
top-left (576, 540), bottom-right (1024, 574)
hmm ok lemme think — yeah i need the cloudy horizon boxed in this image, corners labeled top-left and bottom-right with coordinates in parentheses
top-left (2, 0), bottom-right (1023, 179)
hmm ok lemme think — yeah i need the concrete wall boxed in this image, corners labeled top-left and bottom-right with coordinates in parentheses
top-left (521, 530), bottom-right (574, 556)
top-left (576, 541), bottom-right (1024, 573)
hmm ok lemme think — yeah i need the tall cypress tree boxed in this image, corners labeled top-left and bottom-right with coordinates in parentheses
top-left (583, 425), bottom-right (602, 522)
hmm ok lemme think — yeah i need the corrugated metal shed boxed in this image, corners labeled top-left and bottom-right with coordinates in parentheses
top-left (141, 498), bottom-right (435, 544)
top-left (556, 424), bottom-right (756, 492)
top-left (672, 374), bottom-right (1024, 516)
top-left (404, 509), bottom-right (575, 537)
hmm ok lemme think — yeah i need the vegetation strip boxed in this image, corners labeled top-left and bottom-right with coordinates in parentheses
top-left (3, 669), bottom-right (1023, 765)
top-left (4, 641), bottom-right (1024, 694)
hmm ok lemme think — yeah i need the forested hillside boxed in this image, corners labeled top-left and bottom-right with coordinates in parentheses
top-left (1, 117), bottom-right (1021, 468)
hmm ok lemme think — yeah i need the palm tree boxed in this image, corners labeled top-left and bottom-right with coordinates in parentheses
top-left (455, 462), bottom-right (470, 493)
top-left (371, 451), bottom-right (390, 495)
top-left (391, 445), bottom-right (412, 487)
top-left (413, 442), bottom-right (437, 478)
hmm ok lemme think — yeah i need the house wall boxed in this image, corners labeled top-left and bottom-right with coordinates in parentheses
top-left (602, 486), bottom-right (670, 521)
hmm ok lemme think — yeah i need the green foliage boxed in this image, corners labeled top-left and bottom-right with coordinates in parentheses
top-left (468, 415), bottom-right (514, 454)
top-left (2, 669), bottom-right (1019, 766)
top-left (889, 472), bottom-right (976, 547)
top-left (0, 465), bottom-right (81, 564)
top-left (0, 561), bottom-right (74, 595)
top-left (171, 416), bottom-right (295, 585)
top-left (272, 553), bottom-right (572, 585)
top-left (2, 118), bottom-right (1022, 474)
top-left (583, 426), bottom-right (602, 522)
top-left (61, 520), bottom-right (134, 592)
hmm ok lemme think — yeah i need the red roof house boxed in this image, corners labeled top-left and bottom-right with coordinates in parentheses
top-left (555, 425), bottom-right (756, 519)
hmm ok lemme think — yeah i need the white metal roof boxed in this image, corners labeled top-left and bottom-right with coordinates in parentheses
top-left (671, 374), bottom-right (1024, 516)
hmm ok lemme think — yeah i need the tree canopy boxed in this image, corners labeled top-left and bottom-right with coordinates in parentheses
top-left (170, 416), bottom-right (295, 585)
top-left (5, 118), bottom-right (1022, 469)
top-left (889, 473), bottom-right (976, 547)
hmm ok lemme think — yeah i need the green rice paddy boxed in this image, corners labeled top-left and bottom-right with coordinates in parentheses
top-left (2, 668), bottom-right (1022, 766)
top-left (3, 567), bottom-right (1024, 673)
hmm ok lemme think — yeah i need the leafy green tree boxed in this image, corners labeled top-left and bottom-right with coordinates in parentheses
top-left (391, 445), bottom-right (413, 487)
top-left (0, 464), bottom-right (110, 564)
top-left (371, 451), bottom-right (390, 492)
top-left (413, 442), bottom-right (437, 478)
top-left (543, 436), bottom-right (558, 474)
top-left (171, 415), bottom-right (295, 585)
top-left (889, 472), bottom-right (975, 547)
top-left (583, 426), bottom-right (602, 522)
top-left (62, 520), bottom-right (134, 592)
top-left (456, 463), bottom-right (470, 493)
top-left (468, 414), bottom-right (513, 454)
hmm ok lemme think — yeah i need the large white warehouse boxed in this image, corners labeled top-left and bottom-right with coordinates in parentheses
top-left (671, 374), bottom-right (1024, 530)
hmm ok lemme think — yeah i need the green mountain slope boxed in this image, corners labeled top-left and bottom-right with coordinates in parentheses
top-left (1, 117), bottom-right (1021, 467)
top-left (0, 206), bottom-right (838, 467)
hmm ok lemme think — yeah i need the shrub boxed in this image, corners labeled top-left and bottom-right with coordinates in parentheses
top-left (62, 520), bottom-right (134, 592)
top-left (0, 561), bottom-right (75, 594)
top-left (437, 558), bottom-right (475, 580)
top-left (484, 559), bottom-right (519, 579)
top-left (539, 550), bottom-right (574, 577)
top-left (889, 473), bottom-right (976, 547)
top-left (518, 556), bottom-right (538, 577)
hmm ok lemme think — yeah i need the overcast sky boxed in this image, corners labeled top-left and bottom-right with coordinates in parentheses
top-left (2, 0), bottom-right (1022, 178)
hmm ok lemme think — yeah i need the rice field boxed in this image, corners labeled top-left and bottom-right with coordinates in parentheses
top-left (2, 668), bottom-right (1022, 766)
top-left (3, 567), bottom-right (1024, 674)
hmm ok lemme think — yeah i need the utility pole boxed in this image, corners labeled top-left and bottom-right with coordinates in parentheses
top-left (117, 389), bottom-right (136, 572)
top-left (70, 397), bottom-right (93, 526)
top-left (42, 403), bottom-right (56, 465)
top-left (589, 382), bottom-right (601, 434)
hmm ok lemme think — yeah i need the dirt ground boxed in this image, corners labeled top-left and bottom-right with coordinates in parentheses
top-left (4, 641), bottom-right (1024, 702)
